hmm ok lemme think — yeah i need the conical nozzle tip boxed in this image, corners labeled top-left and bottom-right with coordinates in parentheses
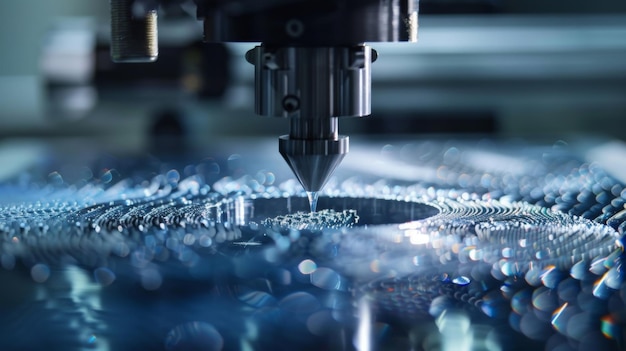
top-left (279, 136), bottom-right (349, 193)
top-left (281, 153), bottom-right (347, 192)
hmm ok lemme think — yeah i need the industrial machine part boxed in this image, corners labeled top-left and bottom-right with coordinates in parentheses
top-left (110, 0), bottom-right (159, 63)
top-left (109, 0), bottom-right (419, 196)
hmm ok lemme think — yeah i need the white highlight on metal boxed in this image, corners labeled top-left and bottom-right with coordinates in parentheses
top-left (354, 297), bottom-right (372, 351)
top-left (436, 311), bottom-right (472, 351)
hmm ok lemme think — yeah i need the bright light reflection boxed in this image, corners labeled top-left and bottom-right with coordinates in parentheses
top-left (468, 247), bottom-right (482, 261)
top-left (298, 259), bottom-right (317, 274)
top-left (354, 298), bottom-right (372, 351)
top-left (407, 230), bottom-right (430, 245)
top-left (436, 311), bottom-right (472, 351)
top-left (399, 222), bottom-right (421, 230)
top-left (601, 314), bottom-right (617, 339)
top-left (550, 302), bottom-right (568, 332)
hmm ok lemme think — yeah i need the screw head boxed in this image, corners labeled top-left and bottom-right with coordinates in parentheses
top-left (285, 19), bottom-right (304, 38)
top-left (282, 95), bottom-right (300, 113)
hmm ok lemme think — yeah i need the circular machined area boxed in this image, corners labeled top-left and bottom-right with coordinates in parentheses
top-left (251, 196), bottom-right (440, 225)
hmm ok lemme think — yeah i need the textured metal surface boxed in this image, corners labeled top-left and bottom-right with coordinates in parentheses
top-left (110, 0), bottom-right (158, 63)
top-left (0, 140), bottom-right (624, 350)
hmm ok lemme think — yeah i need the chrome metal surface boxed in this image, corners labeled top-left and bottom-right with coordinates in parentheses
top-left (246, 46), bottom-right (374, 119)
top-left (201, 1), bottom-right (417, 195)
top-left (246, 45), bottom-right (374, 193)
top-left (279, 135), bottom-right (349, 192)
top-left (289, 117), bottom-right (339, 140)
top-left (200, 0), bottom-right (419, 45)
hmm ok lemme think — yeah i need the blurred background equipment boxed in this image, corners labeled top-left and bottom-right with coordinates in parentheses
top-left (1, 0), bottom-right (625, 144)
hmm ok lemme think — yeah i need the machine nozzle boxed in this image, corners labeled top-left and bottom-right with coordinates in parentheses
top-left (279, 117), bottom-right (349, 193)
top-left (246, 45), bottom-right (373, 199)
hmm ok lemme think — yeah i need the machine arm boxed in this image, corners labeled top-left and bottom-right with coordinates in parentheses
top-left (109, 0), bottom-right (418, 200)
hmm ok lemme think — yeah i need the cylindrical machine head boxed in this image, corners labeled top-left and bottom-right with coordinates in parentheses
top-left (199, 0), bottom-right (418, 45)
top-left (245, 45), bottom-right (375, 119)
